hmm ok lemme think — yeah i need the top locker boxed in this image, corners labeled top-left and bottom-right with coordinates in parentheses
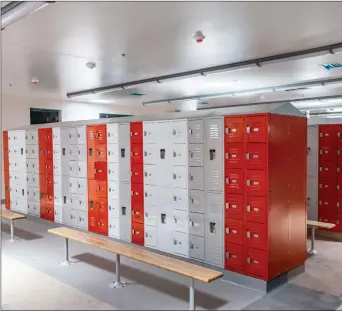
top-left (26, 130), bottom-right (38, 145)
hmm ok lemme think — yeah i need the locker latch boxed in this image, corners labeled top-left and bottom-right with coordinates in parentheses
top-left (226, 202), bottom-right (230, 209)
top-left (122, 206), bottom-right (126, 215)
top-left (189, 242), bottom-right (194, 249)
top-left (225, 127), bottom-right (230, 134)
top-left (247, 257), bottom-right (251, 264)
top-left (226, 178), bottom-right (230, 184)
top-left (89, 200), bottom-right (94, 209)
top-left (226, 227), bottom-right (230, 234)
top-left (173, 173), bottom-right (177, 180)
top-left (160, 149), bottom-right (166, 159)
top-left (307, 197), bottom-right (311, 206)
top-left (209, 149), bottom-right (216, 161)
top-left (88, 148), bottom-right (93, 156)
top-left (173, 151), bottom-right (177, 158)
top-left (161, 214), bottom-right (166, 224)
top-left (173, 195), bottom-right (177, 201)
top-left (246, 205), bottom-right (251, 212)
top-left (246, 126), bottom-right (251, 133)
top-left (246, 153), bottom-right (250, 160)
top-left (226, 252), bottom-right (230, 259)
top-left (121, 148), bottom-right (126, 158)
top-left (174, 217), bottom-right (178, 223)
top-left (246, 231), bottom-right (251, 238)
top-left (173, 238), bottom-right (177, 245)
top-left (189, 220), bottom-right (194, 227)
top-left (246, 179), bottom-right (251, 186)
top-left (210, 222), bottom-right (216, 233)
top-left (40, 193), bottom-right (44, 199)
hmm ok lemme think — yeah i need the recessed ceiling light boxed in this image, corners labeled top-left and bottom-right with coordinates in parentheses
top-left (89, 99), bottom-right (115, 104)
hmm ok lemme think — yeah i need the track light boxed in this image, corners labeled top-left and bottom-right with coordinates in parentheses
top-left (201, 64), bottom-right (258, 76)
top-left (273, 82), bottom-right (323, 92)
top-left (157, 73), bottom-right (202, 83)
top-left (232, 89), bottom-right (275, 97)
top-left (92, 87), bottom-right (123, 95)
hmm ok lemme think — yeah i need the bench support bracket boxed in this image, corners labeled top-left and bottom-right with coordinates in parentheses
top-left (60, 238), bottom-right (73, 266)
top-left (9, 220), bottom-right (15, 243)
top-left (109, 254), bottom-right (127, 289)
top-left (308, 227), bottom-right (318, 255)
top-left (189, 278), bottom-right (195, 310)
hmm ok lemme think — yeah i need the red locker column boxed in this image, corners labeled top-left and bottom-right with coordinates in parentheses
top-left (3, 131), bottom-right (10, 209)
top-left (130, 122), bottom-right (144, 246)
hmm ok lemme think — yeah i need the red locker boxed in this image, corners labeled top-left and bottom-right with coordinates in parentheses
top-left (95, 145), bottom-right (107, 162)
top-left (245, 248), bottom-right (267, 278)
top-left (44, 160), bottom-right (54, 175)
top-left (94, 162), bottom-right (107, 181)
top-left (224, 116), bottom-right (244, 143)
top-left (225, 218), bottom-right (244, 245)
top-left (246, 196), bottom-right (266, 224)
top-left (245, 143), bottom-right (267, 170)
top-left (98, 217), bottom-right (108, 236)
top-left (246, 170), bottom-right (267, 197)
top-left (3, 131), bottom-right (9, 172)
top-left (225, 194), bottom-right (244, 220)
top-left (89, 216), bottom-right (98, 234)
top-left (319, 146), bottom-right (336, 163)
top-left (245, 222), bottom-right (267, 250)
top-left (245, 115), bottom-right (268, 143)
top-left (132, 203), bottom-right (144, 223)
top-left (87, 126), bottom-right (96, 145)
top-left (319, 125), bottom-right (336, 146)
top-left (88, 200), bottom-right (98, 219)
top-left (3, 131), bottom-right (10, 209)
top-left (131, 183), bottom-right (144, 206)
top-left (225, 169), bottom-right (244, 194)
top-left (337, 199), bottom-right (342, 214)
top-left (225, 243), bottom-right (244, 272)
top-left (132, 222), bottom-right (144, 245)
top-left (319, 177), bottom-right (336, 196)
top-left (88, 180), bottom-right (107, 199)
top-left (131, 163), bottom-right (144, 184)
top-left (318, 209), bottom-right (335, 224)
top-left (130, 122), bottom-right (143, 144)
top-left (95, 125), bottom-right (107, 145)
top-left (337, 126), bottom-right (342, 148)
top-left (319, 161), bottom-right (336, 178)
top-left (225, 143), bottom-right (244, 169)
top-left (131, 145), bottom-right (143, 164)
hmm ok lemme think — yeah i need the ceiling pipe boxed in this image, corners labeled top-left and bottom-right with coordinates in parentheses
top-left (66, 42), bottom-right (342, 98)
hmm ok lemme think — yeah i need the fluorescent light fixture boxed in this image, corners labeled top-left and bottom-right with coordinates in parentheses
top-left (157, 73), bottom-right (202, 83)
top-left (89, 99), bottom-right (115, 104)
top-left (274, 82), bottom-right (323, 92)
top-left (258, 50), bottom-right (332, 66)
top-left (326, 114), bottom-right (342, 118)
top-left (67, 91), bottom-right (94, 98)
top-left (122, 83), bottom-right (146, 90)
top-left (92, 87), bottom-right (123, 95)
top-left (333, 47), bottom-right (342, 54)
top-left (232, 88), bottom-right (275, 97)
top-left (323, 80), bottom-right (342, 87)
top-left (201, 64), bottom-right (258, 76)
top-left (168, 98), bottom-right (197, 104)
top-left (198, 93), bottom-right (234, 100)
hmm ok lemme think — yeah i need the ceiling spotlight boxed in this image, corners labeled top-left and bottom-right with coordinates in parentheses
top-left (86, 61), bottom-right (96, 69)
top-left (31, 77), bottom-right (39, 84)
top-left (193, 31), bottom-right (205, 43)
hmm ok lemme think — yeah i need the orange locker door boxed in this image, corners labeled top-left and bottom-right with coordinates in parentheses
top-left (131, 145), bottom-right (143, 164)
top-left (3, 131), bottom-right (9, 171)
top-left (95, 145), bottom-right (107, 162)
top-left (245, 248), bottom-right (267, 279)
top-left (225, 243), bottom-right (244, 272)
top-left (245, 222), bottom-right (267, 250)
top-left (132, 202), bottom-right (144, 224)
top-left (246, 170), bottom-right (267, 197)
top-left (225, 169), bottom-right (244, 194)
top-left (225, 194), bottom-right (244, 220)
top-left (88, 208), bottom-right (99, 234)
top-left (245, 143), bottom-right (267, 170)
top-left (45, 160), bottom-right (54, 176)
top-left (319, 125), bottom-right (336, 147)
top-left (224, 116), bottom-right (244, 143)
top-left (130, 122), bottom-right (143, 144)
top-left (132, 222), bottom-right (144, 246)
top-left (45, 128), bottom-right (53, 147)
top-left (131, 183), bottom-right (144, 206)
top-left (225, 218), bottom-right (244, 245)
top-left (97, 198), bottom-right (108, 219)
top-left (245, 115), bottom-right (268, 143)
top-left (131, 163), bottom-right (144, 184)
top-left (87, 125), bottom-right (96, 148)
top-left (95, 125), bottom-right (107, 145)
top-left (94, 162), bottom-right (107, 181)
top-left (246, 196), bottom-right (267, 224)
top-left (225, 143), bottom-right (244, 169)
top-left (98, 217), bottom-right (108, 236)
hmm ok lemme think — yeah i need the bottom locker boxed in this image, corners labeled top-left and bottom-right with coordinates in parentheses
top-left (27, 201), bottom-right (40, 216)
top-left (205, 219), bottom-right (224, 268)
top-left (54, 205), bottom-right (63, 223)
top-left (172, 231), bottom-right (189, 258)
top-left (144, 225), bottom-right (157, 248)
top-left (156, 212), bottom-right (172, 253)
top-left (109, 217), bottom-right (120, 239)
top-left (78, 210), bottom-right (88, 230)
top-left (189, 235), bottom-right (205, 261)
top-left (225, 243), bottom-right (244, 272)
top-left (132, 222), bottom-right (144, 246)
top-left (244, 247), bottom-right (267, 279)
top-left (120, 205), bottom-right (131, 242)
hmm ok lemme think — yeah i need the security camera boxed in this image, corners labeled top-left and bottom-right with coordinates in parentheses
top-left (193, 31), bottom-right (205, 43)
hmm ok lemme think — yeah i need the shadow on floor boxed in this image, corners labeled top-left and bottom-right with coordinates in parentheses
top-left (73, 252), bottom-right (227, 309)
top-left (1, 222), bottom-right (43, 240)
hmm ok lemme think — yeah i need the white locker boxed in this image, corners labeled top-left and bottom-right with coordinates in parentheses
top-left (108, 181), bottom-right (119, 200)
top-left (62, 177), bottom-right (71, 195)
top-left (158, 187), bottom-right (175, 211)
top-left (156, 211), bottom-right (172, 253)
top-left (9, 130), bottom-right (25, 147)
top-left (53, 147), bottom-right (61, 160)
top-left (67, 208), bottom-right (79, 227)
top-left (188, 144), bottom-right (204, 167)
top-left (107, 144), bottom-right (119, 163)
top-left (109, 217), bottom-right (120, 239)
top-left (171, 166), bottom-right (187, 189)
top-left (27, 201), bottom-right (40, 216)
top-left (52, 127), bottom-right (61, 144)
top-left (53, 161), bottom-right (62, 176)
top-left (70, 194), bottom-right (79, 209)
top-left (189, 167), bottom-right (204, 190)
top-left (53, 174), bottom-right (62, 189)
top-left (144, 225), bottom-right (157, 248)
top-left (78, 211), bottom-right (88, 229)
top-left (119, 145), bottom-right (130, 182)
top-left (144, 165), bottom-right (156, 185)
top-left (77, 126), bottom-right (86, 145)
top-left (69, 161), bottom-right (79, 178)
top-left (189, 213), bottom-right (205, 237)
top-left (62, 127), bottom-right (77, 145)
top-left (172, 144), bottom-right (188, 166)
top-left (78, 161), bottom-right (87, 179)
top-left (107, 124), bottom-right (118, 144)
top-left (156, 167), bottom-right (173, 187)
top-left (172, 188), bottom-right (188, 211)
top-left (143, 144), bottom-right (157, 165)
top-left (189, 235), bottom-right (205, 261)
top-left (9, 146), bottom-right (26, 159)
top-left (206, 192), bottom-right (224, 220)
top-left (78, 195), bottom-right (87, 212)
top-left (26, 145), bottom-right (38, 159)
top-left (27, 173), bottom-right (39, 187)
top-left (109, 199), bottom-right (120, 218)
top-left (156, 121), bottom-right (172, 142)
top-left (205, 220), bottom-right (224, 267)
top-left (172, 210), bottom-right (189, 234)
top-left (120, 204), bottom-right (131, 242)
top-left (54, 205), bottom-right (63, 224)
top-left (144, 185), bottom-right (157, 206)
top-left (171, 120), bottom-right (188, 144)
top-left (69, 177), bottom-right (78, 194)
top-left (26, 130), bottom-right (38, 145)
top-left (143, 122), bottom-right (158, 143)
top-left (54, 192), bottom-right (63, 206)
top-left (78, 144), bottom-right (87, 162)
top-left (188, 119), bottom-right (204, 144)
top-left (119, 124), bottom-right (130, 143)
top-left (108, 162), bottom-right (119, 181)
top-left (12, 186), bottom-right (27, 200)
top-left (10, 158), bottom-right (26, 172)
top-left (68, 145), bottom-right (79, 161)
top-left (144, 205), bottom-right (157, 226)
top-left (172, 232), bottom-right (189, 257)
top-left (77, 178), bottom-right (87, 195)
top-left (26, 159), bottom-right (39, 173)
top-left (189, 190), bottom-right (205, 214)
top-left (27, 187), bottom-right (40, 202)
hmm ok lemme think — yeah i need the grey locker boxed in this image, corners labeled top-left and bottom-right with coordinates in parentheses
top-left (108, 162), bottom-right (119, 181)
top-left (172, 187), bottom-right (188, 211)
top-left (189, 190), bottom-right (205, 214)
top-left (68, 145), bottom-right (79, 161)
top-left (109, 199), bottom-right (120, 218)
top-left (62, 177), bottom-right (71, 196)
top-left (119, 145), bottom-right (130, 182)
top-left (205, 168), bottom-right (224, 192)
top-left (172, 209), bottom-right (189, 234)
top-left (144, 185), bottom-right (157, 206)
top-left (107, 124), bottom-right (118, 144)
top-left (77, 195), bottom-right (87, 212)
top-left (189, 166), bottom-right (204, 190)
top-left (69, 177), bottom-right (78, 194)
top-left (26, 145), bottom-right (38, 159)
top-left (188, 144), bottom-right (204, 167)
top-left (156, 143), bottom-right (173, 167)
top-left (172, 231), bottom-right (189, 257)
top-left (145, 225), bottom-right (157, 248)
top-left (189, 235), bottom-right (205, 261)
top-left (188, 119), bottom-right (204, 144)
top-left (171, 166), bottom-right (187, 189)
top-left (78, 210), bottom-right (88, 229)
top-left (26, 130), bottom-right (38, 145)
top-left (78, 144), bottom-right (87, 162)
top-left (156, 167), bottom-right (173, 187)
top-left (145, 205), bottom-right (157, 227)
top-left (53, 161), bottom-right (62, 176)
top-left (54, 205), bottom-right (63, 224)
top-left (26, 159), bottom-right (39, 173)
top-left (143, 121), bottom-right (158, 143)
top-left (77, 126), bottom-right (86, 145)
top-left (143, 144), bottom-right (157, 165)
top-left (120, 204), bottom-right (131, 242)
top-left (107, 144), bottom-right (119, 163)
top-left (144, 165), bottom-right (156, 186)
top-left (67, 208), bottom-right (78, 227)
top-left (205, 220), bottom-right (224, 268)
top-left (78, 161), bottom-right (87, 179)
top-left (119, 124), bottom-right (130, 143)
top-left (157, 211), bottom-right (172, 253)
top-left (172, 144), bottom-right (188, 166)
top-left (77, 178), bottom-right (87, 195)
top-left (27, 187), bottom-right (40, 202)
top-left (27, 201), bottom-right (40, 216)
top-left (63, 127), bottom-right (77, 145)
top-left (189, 213), bottom-right (205, 237)
top-left (108, 181), bottom-right (119, 200)
top-left (171, 120), bottom-right (188, 144)
top-left (52, 128), bottom-right (61, 144)
top-left (206, 192), bottom-right (224, 220)
top-left (53, 147), bottom-right (61, 160)
top-left (109, 217), bottom-right (120, 239)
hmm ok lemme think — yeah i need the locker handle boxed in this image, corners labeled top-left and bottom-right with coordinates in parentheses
top-left (338, 132), bottom-right (341, 138)
top-left (226, 252), bottom-right (230, 259)
top-left (307, 198), bottom-right (311, 206)
top-left (190, 197), bottom-right (194, 204)
top-left (189, 151), bottom-right (193, 158)
top-left (40, 193), bottom-right (44, 199)
top-left (225, 127), bottom-right (230, 134)
top-left (132, 229), bottom-right (135, 234)
top-left (189, 174), bottom-right (194, 181)
top-left (145, 192), bottom-right (148, 197)
top-left (247, 257), bottom-right (251, 264)
top-left (132, 210), bottom-right (135, 215)
top-left (246, 205), bottom-right (251, 212)
top-left (173, 173), bottom-right (177, 180)
top-left (189, 242), bottom-right (194, 249)
top-left (174, 217), bottom-right (177, 223)
top-left (190, 220), bottom-right (194, 227)
top-left (225, 152), bottom-right (229, 159)
top-left (246, 126), bottom-right (251, 134)
top-left (226, 178), bottom-right (230, 184)
top-left (225, 202), bottom-right (230, 209)
top-left (246, 231), bottom-right (251, 238)
top-left (144, 171), bottom-right (148, 177)
top-left (246, 153), bottom-right (250, 160)
top-left (144, 131), bottom-right (147, 136)
top-left (145, 212), bottom-right (148, 217)
top-left (173, 238), bottom-right (177, 245)
top-left (145, 232), bottom-right (148, 237)
top-left (173, 195), bottom-right (177, 201)
top-left (173, 151), bottom-right (177, 158)
top-left (226, 227), bottom-right (230, 234)
top-left (246, 179), bottom-right (251, 186)
top-left (189, 128), bottom-right (193, 135)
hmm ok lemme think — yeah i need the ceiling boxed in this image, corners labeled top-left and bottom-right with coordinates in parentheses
top-left (2, 1), bottom-right (342, 112)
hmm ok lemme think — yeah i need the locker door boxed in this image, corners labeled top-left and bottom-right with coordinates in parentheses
top-left (88, 180), bottom-right (107, 199)
top-left (319, 177), bottom-right (336, 197)
top-left (245, 222), bottom-right (267, 250)
top-left (94, 162), bottom-right (107, 181)
top-left (157, 211), bottom-right (172, 252)
top-left (188, 144), bottom-right (204, 167)
top-left (97, 217), bottom-right (108, 236)
top-left (107, 124), bottom-right (118, 144)
top-left (156, 167), bottom-right (172, 187)
top-left (225, 194), bottom-right (244, 220)
top-left (172, 144), bottom-right (188, 166)
top-left (225, 218), bottom-right (244, 245)
top-left (189, 167), bottom-right (204, 190)
top-left (156, 121), bottom-right (172, 142)
top-left (224, 116), bottom-right (244, 143)
top-left (108, 162), bottom-right (119, 181)
top-left (143, 144), bottom-right (157, 165)
top-left (131, 163), bottom-right (144, 184)
top-left (189, 235), bottom-right (205, 261)
top-left (54, 206), bottom-right (63, 224)
top-left (246, 196), bottom-right (267, 224)
top-left (78, 195), bottom-right (87, 212)
top-left (52, 128), bottom-right (61, 144)
top-left (225, 143), bottom-right (244, 169)
top-left (66, 128), bottom-right (77, 145)
top-left (77, 178), bottom-right (87, 195)
top-left (143, 122), bottom-right (157, 143)
top-left (108, 180), bottom-right (118, 200)
top-left (319, 196), bottom-right (337, 214)
top-left (206, 192), bottom-right (223, 219)
top-left (53, 147), bottom-right (61, 160)
top-left (78, 161), bottom-right (87, 178)
top-left (188, 119), bottom-right (204, 144)
top-left (319, 125), bottom-right (336, 146)
top-left (131, 183), bottom-right (144, 206)
top-left (170, 120), bottom-right (187, 144)
top-left (172, 166), bottom-right (187, 189)
top-left (132, 202), bottom-right (144, 223)
top-left (68, 160), bottom-right (78, 178)
top-left (132, 222), bottom-right (144, 246)
top-left (205, 167), bottom-right (224, 192)
top-left (246, 170), bottom-right (267, 197)
top-left (319, 161), bottom-right (336, 178)
top-left (144, 165), bottom-right (156, 185)
top-left (189, 190), bottom-right (205, 214)
top-left (144, 185), bottom-right (157, 206)
top-left (245, 248), bottom-right (267, 279)
top-left (189, 213), bottom-right (205, 237)
top-left (69, 177), bottom-right (78, 194)
top-left (172, 210), bottom-right (189, 234)
top-left (95, 125), bottom-right (107, 145)
top-left (225, 243), bottom-right (244, 272)
top-left (172, 232), bottom-right (189, 257)
top-left (245, 115), bottom-right (268, 143)
top-left (319, 146), bottom-right (335, 162)
top-left (245, 143), bottom-right (267, 170)
top-left (172, 188), bottom-right (188, 211)
top-left (107, 144), bottom-right (119, 162)
top-left (144, 205), bottom-right (157, 226)
top-left (97, 198), bottom-right (108, 219)
top-left (131, 144), bottom-right (143, 164)
top-left (205, 220), bottom-right (224, 267)
top-left (77, 126), bottom-right (86, 145)
top-left (119, 144), bottom-right (131, 182)
top-left (109, 217), bottom-right (120, 239)
top-left (78, 210), bottom-right (88, 229)
top-left (120, 203), bottom-right (132, 242)
top-left (95, 145), bottom-right (107, 162)
top-left (144, 225), bottom-right (157, 248)
top-left (225, 169), bottom-right (244, 194)
top-left (157, 187), bottom-right (174, 211)
top-left (130, 122), bottom-right (143, 144)
top-left (78, 144), bottom-right (87, 162)
top-left (337, 198), bottom-right (342, 214)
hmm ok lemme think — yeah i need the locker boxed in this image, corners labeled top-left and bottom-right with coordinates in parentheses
top-left (172, 166), bottom-right (187, 189)
top-left (120, 204), bottom-right (132, 242)
top-left (78, 195), bottom-right (87, 212)
top-left (9, 130), bottom-right (26, 146)
top-left (95, 145), bottom-right (107, 162)
top-left (189, 190), bottom-right (205, 214)
top-left (107, 124), bottom-right (118, 144)
top-left (144, 165), bottom-right (156, 185)
top-left (68, 177), bottom-right (78, 194)
top-left (189, 235), bottom-right (205, 261)
top-left (68, 160), bottom-right (78, 177)
top-left (156, 121), bottom-right (172, 142)
top-left (132, 222), bottom-right (144, 245)
top-left (225, 243), bottom-right (244, 272)
top-left (130, 122), bottom-right (143, 144)
top-left (225, 143), bottom-right (244, 169)
top-left (188, 144), bottom-right (204, 167)
top-left (246, 170), bottom-right (267, 197)
top-left (189, 167), bottom-right (204, 190)
top-left (172, 188), bottom-right (188, 211)
top-left (319, 177), bottom-right (336, 196)
top-left (157, 212), bottom-right (172, 252)
top-left (26, 145), bottom-right (38, 159)
top-left (245, 143), bottom-right (267, 170)
top-left (77, 126), bottom-right (86, 145)
top-left (205, 220), bottom-right (224, 267)
top-left (143, 144), bottom-right (157, 165)
top-left (9, 146), bottom-right (26, 159)
top-left (172, 210), bottom-right (189, 234)
top-left (27, 187), bottom-right (40, 202)
top-left (143, 122), bottom-right (157, 143)
top-left (225, 169), bottom-right (244, 194)
top-left (206, 192), bottom-right (224, 219)
top-left (337, 198), bottom-right (342, 214)
top-left (27, 173), bottom-right (39, 187)
top-left (109, 217), bottom-right (120, 238)
top-left (78, 161), bottom-right (87, 178)
top-left (245, 115), bottom-right (268, 143)
top-left (54, 206), bottom-right (63, 223)
top-left (53, 147), bottom-right (61, 160)
top-left (318, 209), bottom-right (335, 223)
top-left (319, 161), bottom-right (336, 178)
top-left (13, 186), bottom-right (27, 200)
top-left (156, 144), bottom-right (172, 166)
top-left (170, 120), bottom-right (188, 144)
top-left (64, 127), bottom-right (78, 145)
top-left (68, 208), bottom-right (79, 227)
top-left (108, 162), bottom-right (119, 181)
top-left (119, 124), bottom-right (130, 143)
top-left (245, 248), bottom-right (267, 278)
top-left (144, 225), bottom-right (157, 248)
top-left (108, 199), bottom-right (120, 218)
top-left (319, 146), bottom-right (335, 162)
top-left (131, 144), bottom-right (143, 164)
top-left (78, 144), bottom-right (87, 162)
top-left (77, 178), bottom-right (87, 195)
top-left (225, 218), bottom-right (244, 245)
top-left (225, 194), bottom-right (244, 220)
top-left (108, 181), bottom-right (119, 200)
top-left (88, 180), bottom-right (107, 199)
top-left (319, 196), bottom-right (337, 214)
top-left (172, 231), bottom-right (189, 257)
top-left (78, 211), bottom-right (88, 229)
top-left (224, 116), bottom-right (244, 143)
top-left (188, 119), bottom-right (204, 143)
top-left (131, 183), bottom-right (144, 205)
top-left (97, 198), bottom-right (108, 219)
top-left (53, 174), bottom-right (62, 188)
top-left (155, 167), bottom-right (173, 187)
top-left (246, 196), bottom-right (267, 224)
top-left (132, 202), bottom-right (144, 224)
top-left (52, 128), bottom-right (61, 144)
top-left (144, 185), bottom-right (157, 206)
top-left (205, 167), bottom-right (224, 192)
top-left (157, 187), bottom-right (174, 211)
top-left (107, 144), bottom-right (119, 163)
top-left (27, 201), bottom-right (40, 215)
top-left (53, 161), bottom-right (62, 176)
top-left (54, 193), bottom-right (62, 206)
top-left (26, 130), bottom-right (38, 145)
top-left (319, 125), bottom-right (336, 146)
top-left (189, 213), bottom-right (205, 237)
top-left (131, 163), bottom-right (143, 184)
top-left (94, 161), bottom-right (107, 181)
top-left (65, 145), bottom-right (78, 161)
top-left (144, 205), bottom-right (157, 226)
top-left (88, 215), bottom-right (98, 233)
top-left (245, 222), bottom-right (267, 250)
top-left (10, 159), bottom-right (26, 172)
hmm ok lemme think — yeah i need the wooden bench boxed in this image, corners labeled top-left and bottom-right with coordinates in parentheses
top-left (307, 220), bottom-right (335, 255)
top-left (48, 227), bottom-right (223, 310)
top-left (1, 209), bottom-right (26, 242)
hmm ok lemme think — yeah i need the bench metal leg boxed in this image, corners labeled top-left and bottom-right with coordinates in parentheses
top-left (9, 220), bottom-right (16, 243)
top-left (189, 278), bottom-right (195, 310)
top-left (109, 254), bottom-right (127, 289)
top-left (308, 227), bottom-right (318, 255)
top-left (60, 238), bottom-right (73, 266)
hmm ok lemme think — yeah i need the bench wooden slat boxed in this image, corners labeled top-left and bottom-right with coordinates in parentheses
top-left (0, 209), bottom-right (26, 220)
top-left (307, 220), bottom-right (335, 230)
top-left (48, 227), bottom-right (223, 283)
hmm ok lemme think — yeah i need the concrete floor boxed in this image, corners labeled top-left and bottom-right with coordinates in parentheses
top-left (1, 216), bottom-right (342, 310)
